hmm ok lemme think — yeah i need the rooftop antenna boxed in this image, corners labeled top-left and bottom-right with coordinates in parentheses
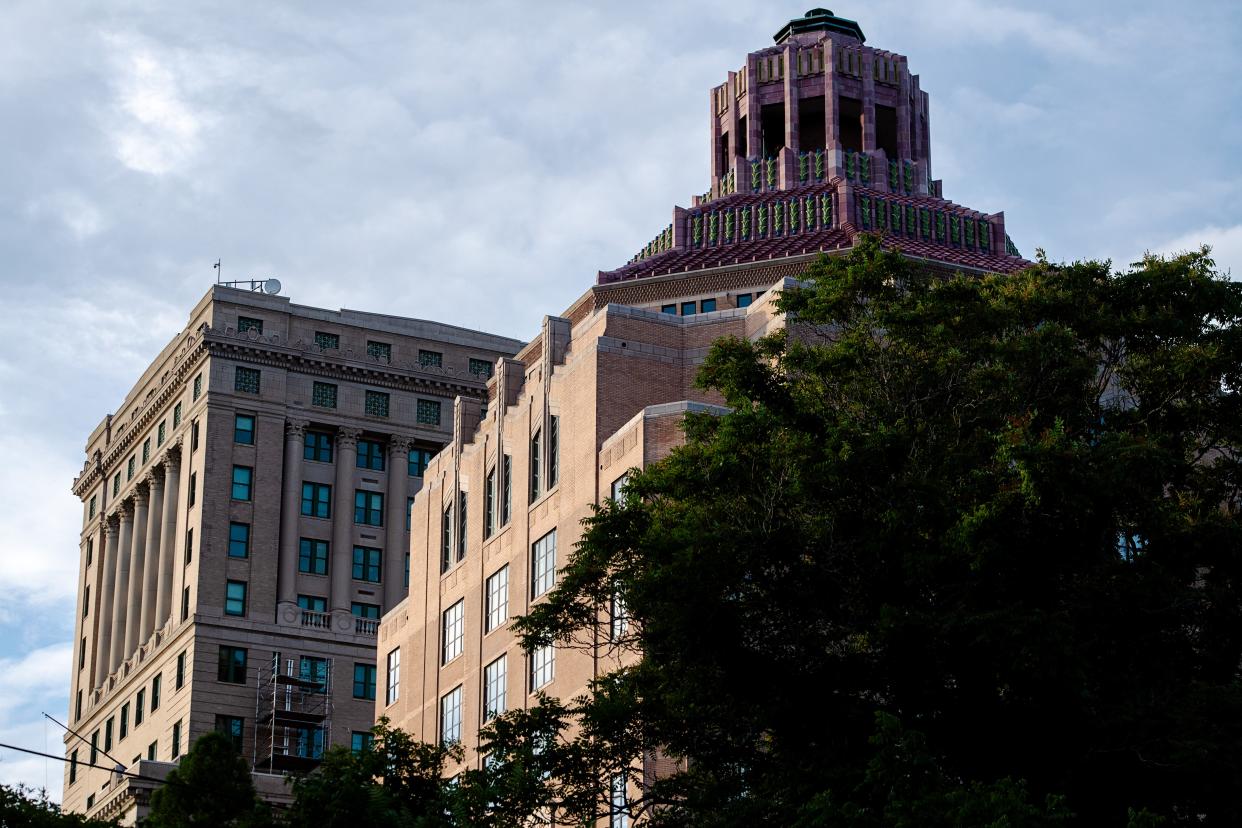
top-left (214, 258), bottom-right (282, 295)
top-left (213, 258), bottom-right (222, 283)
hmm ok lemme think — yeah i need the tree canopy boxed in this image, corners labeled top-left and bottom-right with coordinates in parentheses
top-left (144, 731), bottom-right (270, 827)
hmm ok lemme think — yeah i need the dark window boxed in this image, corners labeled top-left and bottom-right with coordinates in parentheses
top-left (192, 373), bottom-right (202, 401)
top-left (90, 731), bottom-right (98, 764)
top-left (173, 402), bottom-right (182, 427)
top-left (181, 585), bottom-right (190, 620)
top-left (135, 689), bottom-right (145, 725)
top-left (231, 466), bottom-right (253, 500)
top-left (151, 674), bottom-right (161, 711)
top-left (304, 431), bottom-right (333, 462)
top-left (406, 496), bottom-right (414, 530)
top-left (105, 718), bottom-right (113, 752)
top-left (418, 349), bottom-right (443, 367)
top-left (798, 94), bottom-right (826, 152)
top-left (299, 656), bottom-right (328, 691)
top-left (69, 749), bottom-right (78, 784)
top-left (352, 546), bottom-right (382, 582)
top-left (76, 690), bottom-right (82, 722)
top-left (314, 331), bottom-right (339, 351)
top-left (548, 416), bottom-right (559, 488)
top-left (875, 103), bottom-right (898, 159)
top-left (357, 439), bottom-right (386, 471)
top-left (147, 741), bottom-right (156, 760)
top-left (234, 414), bottom-right (255, 444)
top-left (681, 301), bottom-right (696, 316)
top-left (312, 381), bottom-right (338, 409)
top-left (299, 538), bottom-right (329, 574)
top-left (441, 502), bottom-right (453, 574)
top-left (184, 528), bottom-right (193, 565)
top-left (175, 651), bottom-right (187, 689)
top-left (838, 95), bottom-right (863, 153)
top-left (234, 366), bottom-right (260, 394)
top-left (142, 438), bottom-right (150, 464)
top-left (660, 304), bottom-right (676, 314)
top-left (228, 522), bottom-right (250, 558)
top-left (501, 455), bottom-right (512, 525)
top-left (351, 732), bottom-right (373, 753)
top-left (469, 358), bottom-right (494, 378)
top-left (191, 419), bottom-right (199, 452)
top-left (530, 429), bottom-right (542, 501)
top-left (237, 316), bottom-right (263, 334)
top-left (484, 466), bottom-right (496, 538)
top-left (353, 664), bottom-right (377, 700)
top-left (352, 602), bottom-right (380, 619)
top-left (736, 293), bottom-right (753, 308)
top-left (416, 399), bottom-right (441, 426)
top-left (158, 420), bottom-right (166, 446)
top-left (215, 715), bottom-right (244, 753)
top-left (367, 341), bottom-right (392, 363)
top-left (171, 720), bottom-right (182, 759)
top-left (127, 455), bottom-right (135, 480)
top-left (301, 482), bottom-right (331, 518)
top-left (408, 447), bottom-right (432, 477)
top-left (79, 636), bottom-right (85, 669)
top-left (225, 580), bottom-right (247, 616)
top-left (354, 490), bottom-right (384, 526)
top-left (457, 491), bottom-right (468, 561)
top-left (364, 390), bottom-right (389, 418)
top-left (217, 645), bottom-right (247, 683)
top-left (83, 587), bottom-right (89, 618)
top-left (120, 703), bottom-right (129, 740)
top-left (113, 472), bottom-right (120, 496)
top-left (700, 298), bottom-right (717, 313)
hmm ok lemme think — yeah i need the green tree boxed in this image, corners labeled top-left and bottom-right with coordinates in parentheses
top-left (144, 731), bottom-right (270, 827)
top-left (513, 237), bottom-right (1242, 826)
top-left (0, 784), bottom-right (118, 827)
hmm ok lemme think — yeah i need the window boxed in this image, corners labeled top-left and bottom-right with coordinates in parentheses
top-left (356, 439), bottom-right (386, 471)
top-left (120, 703), bottom-right (129, 740)
top-left (297, 594), bottom-right (327, 613)
top-left (218, 646), bottom-right (247, 683)
top-left (354, 490), bottom-right (384, 526)
top-left (611, 774), bottom-right (630, 828)
top-left (294, 727), bottom-right (324, 759)
top-left (364, 390), bottom-right (389, 418)
top-left (127, 455), bottom-right (135, 480)
top-left (79, 636), bottom-right (86, 669)
top-left (181, 585), bottom-right (191, 620)
top-left (736, 293), bottom-right (753, 308)
top-left (83, 587), bottom-right (90, 618)
top-left (351, 732), bottom-right (374, 754)
top-left (548, 416), bottom-right (559, 489)
top-left (312, 381), bottom-right (338, 409)
top-left (406, 496), bottom-right (414, 530)
top-left (192, 373), bottom-right (202, 400)
top-left (483, 655), bottom-right (507, 722)
top-left (611, 473), bottom-right (629, 502)
top-left (231, 466), bottom-right (253, 500)
top-left (502, 455), bottom-right (512, 525)
top-left (441, 502), bottom-right (453, 574)
top-left (86, 538), bottom-right (93, 565)
top-left (485, 566), bottom-right (511, 632)
top-left (314, 331), bottom-right (339, 351)
top-left (147, 741), bottom-right (157, 760)
top-left (366, 341), bottom-right (392, 362)
top-left (188, 472), bottom-right (197, 507)
top-left (113, 472), bottom-right (120, 497)
top-left (484, 466), bottom-right (496, 538)
top-left (90, 731), bottom-right (99, 764)
top-left (173, 401), bottom-right (182, 427)
top-left (135, 689), bottom-right (145, 726)
top-left (660, 304), bottom-right (676, 315)
top-left (405, 552), bottom-right (410, 588)
top-left (234, 366), bottom-right (260, 394)
top-left (352, 602), bottom-right (380, 619)
top-left (408, 446), bottom-right (432, 477)
top-left (610, 590), bottom-right (629, 642)
top-left (419, 349), bottom-right (443, 368)
top-left (299, 538), bottom-right (329, 574)
top-left (176, 650), bottom-right (187, 689)
top-left (104, 719), bottom-right (114, 753)
top-left (171, 720), bottom-right (181, 759)
top-left (184, 528), bottom-right (193, 565)
top-left (228, 522), bottom-right (250, 558)
top-left (442, 600), bottom-right (464, 665)
top-left (700, 297), bottom-right (717, 313)
top-left (88, 496), bottom-right (96, 520)
top-left (225, 580), bottom-right (247, 616)
top-left (237, 316), bottom-right (263, 334)
top-left (298, 595), bottom-right (327, 628)
top-left (457, 491), bottom-right (468, 561)
top-left (531, 530), bottom-right (556, 598)
top-left (151, 674), bottom-right (161, 711)
top-left (469, 358), bottom-right (494, 378)
top-left (234, 414), bottom-right (255, 444)
top-left (192, 419), bottom-right (200, 451)
top-left (301, 482), bottom-right (331, 518)
top-left (215, 715), bottom-right (244, 753)
top-left (416, 399), bottom-right (441, 426)
top-left (353, 664), bottom-right (377, 700)
top-left (385, 648), bottom-right (400, 705)
top-left (681, 301), bottom-right (696, 315)
top-left (440, 686), bottom-right (462, 744)
top-left (299, 656), bottom-right (328, 691)
top-left (530, 429), bottom-right (542, 501)
top-left (304, 430), bottom-right (333, 462)
top-left (69, 750), bottom-right (78, 784)
top-left (142, 438), bottom-right (151, 464)
top-left (352, 546), bottom-right (382, 582)
top-left (529, 644), bottom-right (554, 691)
top-left (158, 420), bottom-right (166, 446)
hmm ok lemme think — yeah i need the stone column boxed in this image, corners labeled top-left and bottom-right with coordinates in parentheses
top-left (123, 485), bottom-right (149, 657)
top-left (94, 517), bottom-right (120, 687)
top-left (139, 471), bottom-right (164, 642)
top-left (278, 420), bottom-right (308, 612)
top-left (384, 437), bottom-right (412, 611)
top-left (330, 428), bottom-right (361, 619)
top-left (109, 500), bottom-right (133, 673)
top-left (155, 444), bottom-right (181, 628)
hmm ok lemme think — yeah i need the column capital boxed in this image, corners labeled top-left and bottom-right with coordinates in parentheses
top-left (285, 419), bottom-right (310, 440)
top-left (104, 515), bottom-right (120, 537)
top-left (144, 469), bottom-right (164, 490)
top-left (132, 484), bottom-right (150, 508)
top-left (336, 427), bottom-right (362, 449)
top-left (117, 499), bottom-right (135, 519)
top-left (388, 435), bottom-right (413, 455)
top-left (161, 442), bottom-right (182, 468)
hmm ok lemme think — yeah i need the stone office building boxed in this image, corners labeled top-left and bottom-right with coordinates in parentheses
top-left (63, 286), bottom-right (522, 822)
top-left (376, 8), bottom-right (1028, 824)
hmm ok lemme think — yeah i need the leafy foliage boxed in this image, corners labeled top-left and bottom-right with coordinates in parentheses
top-left (144, 731), bottom-right (271, 827)
top-left (0, 784), bottom-right (118, 827)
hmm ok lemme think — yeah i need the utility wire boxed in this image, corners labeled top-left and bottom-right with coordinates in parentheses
top-left (0, 741), bottom-right (169, 784)
top-left (43, 712), bottom-right (128, 773)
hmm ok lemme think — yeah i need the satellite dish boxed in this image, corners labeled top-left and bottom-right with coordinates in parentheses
top-left (264, 278), bottom-right (282, 295)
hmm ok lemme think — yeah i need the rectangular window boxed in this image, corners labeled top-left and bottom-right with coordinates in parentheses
top-left (151, 674), bottom-right (161, 711)
top-left (502, 455), bottom-right (512, 525)
top-left (416, 399), bottom-right (441, 425)
top-left (483, 655), bottom-right (507, 722)
top-left (484, 466), bottom-right (496, 538)
top-left (385, 648), bottom-right (400, 705)
top-left (113, 472), bottom-right (120, 497)
top-left (364, 390), bottom-right (390, 418)
top-left (660, 304), bottom-right (676, 314)
top-left (225, 580), bottom-right (247, 617)
top-left (548, 415), bottom-right (559, 489)
top-left (188, 472), bottom-right (197, 507)
top-left (611, 774), bottom-right (630, 828)
top-left (171, 720), bottom-right (181, 759)
top-left (314, 331), bottom-right (339, 351)
top-left (441, 502), bottom-right (453, 574)
top-left (531, 529), bottom-right (556, 598)
top-left (352, 546), bottom-right (382, 582)
top-left (231, 466), bottom-right (253, 500)
top-left (89, 496), bottom-right (97, 520)
top-left (611, 473), bottom-right (629, 502)
top-left (158, 420), bottom-right (166, 446)
top-left (176, 650), bottom-right (187, 689)
top-left (147, 741), bottom-right (157, 761)
top-left (79, 636), bottom-right (86, 669)
top-left (218, 645), bottom-right (247, 684)
top-left (351, 732), bottom-right (373, 754)
top-left (406, 496), bottom-right (414, 530)
top-left (234, 414), bottom-right (255, 444)
top-left (69, 749), bottom-right (78, 784)
top-left (530, 429), bottom-right (542, 501)
top-left (486, 565), bottom-right (509, 633)
top-left (191, 419), bottom-right (200, 452)
top-left (184, 528), bottom-right (193, 565)
top-left (700, 297), bottom-right (717, 313)
top-left (142, 438), bottom-right (151, 464)
top-left (293, 727), bottom-right (324, 759)
top-left (610, 591), bottom-right (629, 642)
top-left (469, 357), bottom-right (494, 378)
top-left (90, 731), bottom-right (98, 764)
top-left (297, 595), bottom-right (328, 628)
top-left (135, 689), bottom-right (145, 726)
top-left (442, 600), bottom-right (464, 665)
top-left (234, 366), bottom-right (260, 394)
top-left (681, 301), bottom-right (696, 316)
top-left (311, 381), bottom-right (338, 409)
top-left (120, 703), bottom-right (129, 740)
top-left (301, 482), bottom-right (331, 518)
top-left (408, 446), bottom-right (432, 477)
top-left (529, 644), bottom-right (554, 692)
top-left (83, 588), bottom-right (89, 618)
top-left (86, 538), bottom-right (93, 565)
top-left (303, 431), bottom-right (333, 462)
top-left (181, 585), bottom-right (190, 620)
top-left (354, 490), bottom-right (384, 526)
top-left (215, 715), bottom-right (244, 753)
top-left (353, 663), bottom-right (377, 700)
top-left (419, 349), bottom-right (443, 368)
top-left (237, 316), bottom-right (263, 334)
top-left (192, 373), bottom-right (202, 400)
top-left (351, 602), bottom-right (380, 619)
top-left (440, 685), bottom-right (462, 744)
top-left (356, 439), bottom-right (386, 471)
top-left (366, 341), bottom-right (392, 362)
top-left (127, 455), bottom-right (135, 481)
top-left (299, 538), bottom-right (329, 574)
top-left (228, 522), bottom-right (250, 558)
top-left (173, 401), bottom-right (182, 427)
top-left (457, 491), bottom-right (467, 561)
top-left (299, 656), bottom-right (328, 691)
top-left (297, 594), bottom-right (327, 613)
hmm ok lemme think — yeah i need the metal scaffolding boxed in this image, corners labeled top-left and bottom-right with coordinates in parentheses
top-left (253, 652), bottom-right (333, 775)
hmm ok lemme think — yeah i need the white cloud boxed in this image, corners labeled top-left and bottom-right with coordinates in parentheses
top-left (891, 0), bottom-right (1109, 62)
top-left (1149, 224), bottom-right (1242, 280)
top-left (24, 191), bottom-right (105, 240)
top-left (0, 643), bottom-right (72, 798)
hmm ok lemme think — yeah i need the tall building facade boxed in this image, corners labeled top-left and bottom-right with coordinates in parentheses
top-left (377, 9), bottom-right (1028, 824)
top-left (63, 286), bottom-right (522, 822)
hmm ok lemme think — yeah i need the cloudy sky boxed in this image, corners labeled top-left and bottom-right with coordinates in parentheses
top-left (0, 0), bottom-right (1238, 798)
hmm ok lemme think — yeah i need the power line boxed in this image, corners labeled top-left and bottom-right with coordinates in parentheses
top-left (0, 741), bottom-right (169, 785)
